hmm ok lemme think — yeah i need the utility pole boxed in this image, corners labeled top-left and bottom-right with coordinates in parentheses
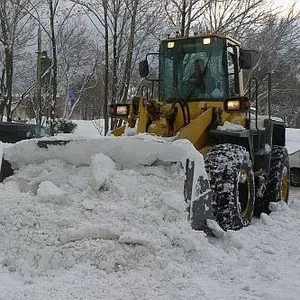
top-left (36, 25), bottom-right (42, 125)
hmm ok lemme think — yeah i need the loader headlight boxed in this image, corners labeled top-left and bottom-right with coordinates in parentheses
top-left (203, 38), bottom-right (211, 45)
top-left (116, 106), bottom-right (128, 115)
top-left (109, 104), bottom-right (130, 118)
top-left (226, 100), bottom-right (240, 110)
top-left (167, 42), bottom-right (175, 48)
top-left (224, 97), bottom-right (252, 112)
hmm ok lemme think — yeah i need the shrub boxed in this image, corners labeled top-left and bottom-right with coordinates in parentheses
top-left (53, 119), bottom-right (77, 133)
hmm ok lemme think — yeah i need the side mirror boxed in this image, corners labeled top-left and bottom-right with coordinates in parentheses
top-left (139, 59), bottom-right (149, 78)
top-left (240, 50), bottom-right (258, 70)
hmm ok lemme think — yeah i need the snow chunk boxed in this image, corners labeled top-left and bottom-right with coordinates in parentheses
top-left (81, 199), bottom-right (97, 210)
top-left (68, 167), bottom-right (90, 190)
top-left (269, 201), bottom-right (288, 212)
top-left (119, 232), bottom-right (150, 246)
top-left (260, 213), bottom-right (275, 226)
top-left (217, 121), bottom-right (245, 131)
top-left (62, 224), bottom-right (120, 243)
top-left (90, 153), bottom-right (116, 190)
top-left (37, 181), bottom-right (67, 204)
top-left (206, 219), bottom-right (225, 238)
top-left (122, 125), bottom-right (137, 136)
top-left (161, 191), bottom-right (185, 212)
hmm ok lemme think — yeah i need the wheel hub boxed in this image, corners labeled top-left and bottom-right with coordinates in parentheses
top-left (238, 169), bottom-right (251, 217)
top-left (281, 166), bottom-right (289, 202)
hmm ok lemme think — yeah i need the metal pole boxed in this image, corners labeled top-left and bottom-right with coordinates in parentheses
top-left (36, 25), bottom-right (42, 124)
top-left (267, 72), bottom-right (272, 119)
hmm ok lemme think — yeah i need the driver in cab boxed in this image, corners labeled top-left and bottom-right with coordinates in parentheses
top-left (189, 59), bottom-right (217, 95)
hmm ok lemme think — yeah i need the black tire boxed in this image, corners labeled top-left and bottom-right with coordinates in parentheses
top-left (290, 168), bottom-right (300, 187)
top-left (204, 144), bottom-right (255, 231)
top-left (254, 146), bottom-right (289, 215)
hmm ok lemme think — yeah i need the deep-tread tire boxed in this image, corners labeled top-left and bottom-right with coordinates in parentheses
top-left (290, 168), bottom-right (300, 187)
top-left (205, 144), bottom-right (255, 231)
top-left (254, 146), bottom-right (289, 215)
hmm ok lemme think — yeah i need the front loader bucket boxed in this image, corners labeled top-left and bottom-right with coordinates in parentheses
top-left (0, 135), bottom-right (213, 230)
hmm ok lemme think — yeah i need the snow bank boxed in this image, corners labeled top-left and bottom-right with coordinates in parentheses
top-left (4, 134), bottom-right (204, 169)
top-left (3, 134), bottom-right (211, 222)
top-left (0, 154), bottom-right (213, 297)
top-left (2, 121), bottom-right (300, 299)
top-left (2, 158), bottom-right (300, 299)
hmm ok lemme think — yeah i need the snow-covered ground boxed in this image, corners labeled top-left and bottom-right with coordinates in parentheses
top-left (1, 121), bottom-right (300, 300)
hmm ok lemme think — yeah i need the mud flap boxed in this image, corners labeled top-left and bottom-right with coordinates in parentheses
top-left (184, 159), bottom-right (213, 230)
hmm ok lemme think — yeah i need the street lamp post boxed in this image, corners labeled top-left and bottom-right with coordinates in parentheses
top-left (36, 25), bottom-right (42, 124)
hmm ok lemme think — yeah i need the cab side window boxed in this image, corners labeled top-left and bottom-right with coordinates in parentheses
top-left (227, 46), bottom-right (239, 96)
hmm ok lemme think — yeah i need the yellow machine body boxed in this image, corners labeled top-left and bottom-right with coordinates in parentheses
top-left (112, 98), bottom-right (248, 154)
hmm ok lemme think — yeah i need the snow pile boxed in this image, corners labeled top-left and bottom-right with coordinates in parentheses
top-left (3, 134), bottom-right (210, 224)
top-left (1, 121), bottom-right (300, 299)
top-left (72, 119), bottom-right (103, 137)
top-left (0, 152), bottom-right (217, 299)
top-left (37, 181), bottom-right (67, 204)
top-left (3, 134), bottom-right (204, 170)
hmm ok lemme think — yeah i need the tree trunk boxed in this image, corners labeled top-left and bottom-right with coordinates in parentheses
top-left (119, 0), bottom-right (139, 104)
top-left (36, 25), bottom-right (42, 124)
top-left (180, 0), bottom-right (186, 37)
top-left (49, 0), bottom-right (58, 135)
top-left (103, 0), bottom-right (109, 135)
top-left (5, 47), bottom-right (13, 122)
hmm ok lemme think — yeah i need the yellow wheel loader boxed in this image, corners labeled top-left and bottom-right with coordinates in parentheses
top-left (0, 33), bottom-right (289, 234)
top-left (109, 34), bottom-right (290, 231)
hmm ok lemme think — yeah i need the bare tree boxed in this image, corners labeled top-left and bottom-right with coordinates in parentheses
top-left (163, 0), bottom-right (213, 36)
top-left (201, 0), bottom-right (267, 38)
top-left (69, 0), bottom-right (164, 133)
top-left (16, 0), bottom-right (78, 128)
top-left (55, 18), bottom-right (100, 119)
top-left (244, 8), bottom-right (300, 122)
top-left (0, 0), bottom-right (34, 121)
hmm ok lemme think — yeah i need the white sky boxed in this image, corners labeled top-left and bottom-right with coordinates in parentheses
top-left (272, 0), bottom-right (300, 13)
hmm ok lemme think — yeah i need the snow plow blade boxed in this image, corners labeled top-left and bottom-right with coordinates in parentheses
top-left (0, 135), bottom-right (213, 231)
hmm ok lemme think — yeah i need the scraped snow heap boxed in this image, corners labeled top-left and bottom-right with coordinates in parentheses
top-left (0, 134), bottom-right (208, 277)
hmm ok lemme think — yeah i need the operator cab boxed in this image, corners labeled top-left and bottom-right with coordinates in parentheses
top-left (140, 34), bottom-right (253, 103)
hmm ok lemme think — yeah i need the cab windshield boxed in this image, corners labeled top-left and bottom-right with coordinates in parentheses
top-left (159, 37), bottom-right (227, 102)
